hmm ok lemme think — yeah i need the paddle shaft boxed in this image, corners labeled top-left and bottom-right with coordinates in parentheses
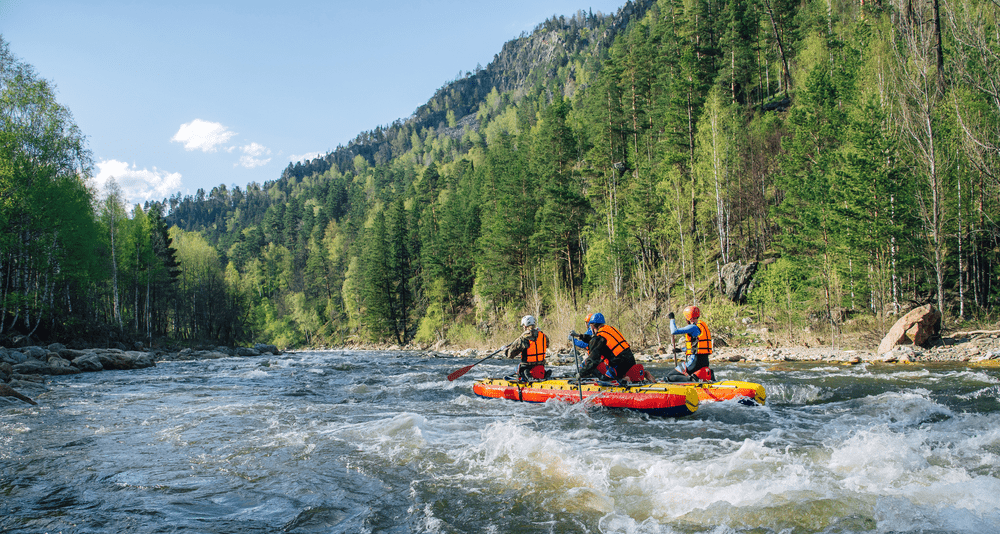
top-left (571, 340), bottom-right (583, 401)
top-left (670, 328), bottom-right (678, 367)
top-left (446, 342), bottom-right (511, 381)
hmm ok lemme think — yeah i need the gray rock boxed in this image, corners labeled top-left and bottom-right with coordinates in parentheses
top-left (254, 343), bottom-right (280, 355)
top-left (46, 356), bottom-right (80, 375)
top-left (71, 353), bottom-right (104, 372)
top-left (98, 350), bottom-right (155, 370)
top-left (58, 349), bottom-right (87, 361)
top-left (22, 346), bottom-right (48, 360)
top-left (719, 261), bottom-right (760, 303)
top-left (1, 350), bottom-right (27, 364)
top-left (237, 347), bottom-right (260, 357)
top-left (47, 343), bottom-right (67, 352)
top-left (12, 359), bottom-right (51, 375)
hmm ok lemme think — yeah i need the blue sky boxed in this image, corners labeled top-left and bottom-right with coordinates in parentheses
top-left (1, 0), bottom-right (625, 207)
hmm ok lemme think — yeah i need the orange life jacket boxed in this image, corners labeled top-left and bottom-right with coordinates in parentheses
top-left (595, 325), bottom-right (630, 357)
top-left (524, 331), bottom-right (548, 364)
top-left (685, 320), bottom-right (712, 356)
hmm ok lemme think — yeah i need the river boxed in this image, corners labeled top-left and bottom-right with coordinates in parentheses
top-left (2, 350), bottom-right (999, 533)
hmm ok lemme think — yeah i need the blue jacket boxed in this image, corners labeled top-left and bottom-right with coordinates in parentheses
top-left (670, 319), bottom-right (701, 374)
top-left (572, 327), bottom-right (592, 349)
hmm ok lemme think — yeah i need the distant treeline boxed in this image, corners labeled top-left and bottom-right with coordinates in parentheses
top-left (3, 0), bottom-right (999, 350)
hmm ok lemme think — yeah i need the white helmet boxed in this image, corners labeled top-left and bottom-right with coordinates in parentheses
top-left (521, 315), bottom-right (536, 328)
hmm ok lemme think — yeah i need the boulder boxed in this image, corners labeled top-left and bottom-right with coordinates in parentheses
top-left (1, 350), bottom-right (27, 365)
top-left (46, 355), bottom-right (81, 375)
top-left (877, 304), bottom-right (941, 355)
top-left (719, 261), bottom-right (759, 303)
top-left (58, 349), bottom-right (87, 361)
top-left (71, 353), bottom-right (104, 372)
top-left (254, 343), bottom-right (281, 355)
top-left (237, 347), bottom-right (260, 357)
top-left (22, 346), bottom-right (48, 360)
top-left (97, 349), bottom-right (155, 370)
top-left (12, 359), bottom-right (53, 375)
top-left (47, 343), bottom-right (67, 353)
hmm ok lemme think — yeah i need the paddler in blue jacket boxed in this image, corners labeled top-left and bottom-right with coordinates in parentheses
top-left (568, 313), bottom-right (593, 351)
top-left (572, 313), bottom-right (637, 382)
top-left (665, 305), bottom-right (715, 382)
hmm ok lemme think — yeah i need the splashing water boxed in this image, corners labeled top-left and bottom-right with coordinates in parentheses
top-left (2, 352), bottom-right (999, 533)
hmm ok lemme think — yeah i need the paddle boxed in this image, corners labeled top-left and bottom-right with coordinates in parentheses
top-left (571, 336), bottom-right (584, 401)
top-left (669, 313), bottom-right (679, 367)
top-left (447, 344), bottom-right (509, 381)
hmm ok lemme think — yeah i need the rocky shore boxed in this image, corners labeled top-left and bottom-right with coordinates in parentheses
top-left (0, 342), bottom-right (283, 407)
top-left (4, 328), bottom-right (999, 407)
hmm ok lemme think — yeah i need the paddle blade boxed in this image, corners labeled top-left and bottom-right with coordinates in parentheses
top-left (447, 364), bottom-right (474, 381)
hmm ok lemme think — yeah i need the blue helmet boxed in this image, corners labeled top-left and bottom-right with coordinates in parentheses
top-left (589, 312), bottom-right (605, 325)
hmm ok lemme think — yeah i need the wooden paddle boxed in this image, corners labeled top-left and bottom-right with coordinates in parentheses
top-left (447, 344), bottom-right (509, 381)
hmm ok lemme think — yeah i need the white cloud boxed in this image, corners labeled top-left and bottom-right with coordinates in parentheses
top-left (171, 119), bottom-right (236, 152)
top-left (237, 142), bottom-right (272, 168)
top-left (290, 151), bottom-right (323, 164)
top-left (93, 159), bottom-right (183, 206)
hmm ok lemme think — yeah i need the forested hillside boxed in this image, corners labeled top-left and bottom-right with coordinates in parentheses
top-left (3, 0), bottom-right (999, 350)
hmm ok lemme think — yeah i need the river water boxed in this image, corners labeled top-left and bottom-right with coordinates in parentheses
top-left (2, 350), bottom-right (999, 533)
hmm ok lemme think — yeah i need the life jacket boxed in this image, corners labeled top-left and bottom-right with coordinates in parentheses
top-left (524, 330), bottom-right (548, 364)
top-left (595, 325), bottom-right (630, 357)
top-left (685, 320), bottom-right (712, 356)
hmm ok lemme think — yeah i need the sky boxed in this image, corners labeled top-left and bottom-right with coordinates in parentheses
top-left (0, 0), bottom-right (626, 208)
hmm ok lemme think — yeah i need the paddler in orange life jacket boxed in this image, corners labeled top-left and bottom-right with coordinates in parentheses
top-left (574, 312), bottom-right (637, 382)
top-left (666, 305), bottom-right (715, 382)
top-left (506, 315), bottom-right (549, 381)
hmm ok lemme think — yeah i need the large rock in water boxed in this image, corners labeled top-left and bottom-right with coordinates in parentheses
top-left (719, 261), bottom-right (759, 303)
top-left (877, 304), bottom-right (941, 355)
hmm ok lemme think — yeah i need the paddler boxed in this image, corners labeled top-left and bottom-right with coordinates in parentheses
top-left (665, 305), bottom-right (715, 382)
top-left (506, 315), bottom-right (549, 381)
top-left (573, 313), bottom-right (638, 383)
top-left (568, 313), bottom-right (593, 351)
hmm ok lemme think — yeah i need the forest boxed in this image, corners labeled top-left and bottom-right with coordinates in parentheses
top-left (2, 0), bottom-right (999, 351)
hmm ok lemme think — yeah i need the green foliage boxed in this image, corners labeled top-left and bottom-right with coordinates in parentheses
top-left (8, 2), bottom-right (1000, 349)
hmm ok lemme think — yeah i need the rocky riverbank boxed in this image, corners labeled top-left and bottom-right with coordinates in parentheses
top-left (4, 332), bottom-right (999, 407)
top-left (0, 342), bottom-right (283, 406)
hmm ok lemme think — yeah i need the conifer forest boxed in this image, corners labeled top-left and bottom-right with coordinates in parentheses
top-left (3, 0), bottom-right (1000, 349)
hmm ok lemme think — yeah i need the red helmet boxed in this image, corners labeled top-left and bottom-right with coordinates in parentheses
top-left (585, 313), bottom-right (593, 324)
top-left (683, 305), bottom-right (701, 321)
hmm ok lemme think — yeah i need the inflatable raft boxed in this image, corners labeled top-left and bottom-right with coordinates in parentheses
top-left (686, 379), bottom-right (766, 405)
top-left (472, 377), bottom-right (766, 416)
top-left (473, 378), bottom-right (700, 417)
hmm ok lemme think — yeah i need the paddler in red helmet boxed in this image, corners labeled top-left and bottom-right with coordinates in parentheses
top-left (665, 305), bottom-right (715, 382)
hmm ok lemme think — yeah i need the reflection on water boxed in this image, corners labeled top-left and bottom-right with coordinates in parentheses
top-left (2, 352), bottom-right (999, 533)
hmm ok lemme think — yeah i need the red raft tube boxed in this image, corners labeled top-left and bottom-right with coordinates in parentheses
top-left (472, 378), bottom-right (701, 417)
